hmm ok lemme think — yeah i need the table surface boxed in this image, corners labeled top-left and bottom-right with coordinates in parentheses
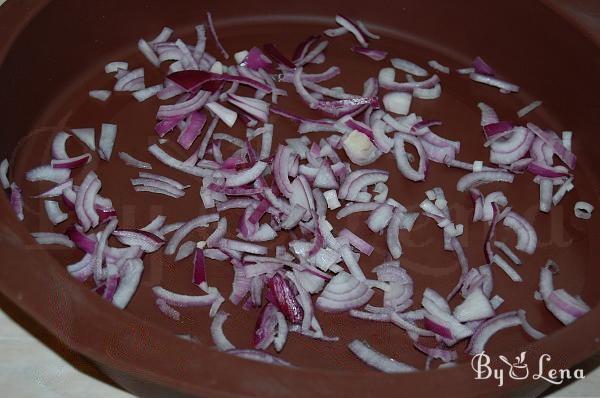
top-left (0, 0), bottom-right (599, 397)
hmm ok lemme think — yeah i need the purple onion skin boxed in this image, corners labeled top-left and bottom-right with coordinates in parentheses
top-left (267, 273), bottom-right (304, 324)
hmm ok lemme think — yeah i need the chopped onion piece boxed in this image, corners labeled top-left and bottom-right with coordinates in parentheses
top-left (348, 340), bottom-right (415, 373)
top-left (98, 123), bottom-right (117, 161)
top-left (428, 60), bottom-right (450, 74)
top-left (390, 58), bottom-right (428, 77)
top-left (44, 200), bottom-right (68, 225)
top-left (206, 102), bottom-right (237, 127)
top-left (211, 312), bottom-right (236, 351)
top-left (26, 165), bottom-right (70, 183)
top-left (574, 201), bottom-right (593, 220)
top-left (89, 90), bottom-right (111, 101)
top-left (383, 92), bottom-right (412, 115)
top-left (31, 232), bottom-right (75, 248)
top-left (71, 128), bottom-right (96, 151)
top-left (517, 100), bottom-right (542, 118)
top-left (0, 158), bottom-right (9, 189)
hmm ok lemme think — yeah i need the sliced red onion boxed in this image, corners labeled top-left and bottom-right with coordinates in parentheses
top-left (390, 58), bottom-right (428, 77)
top-left (383, 92), bottom-right (412, 115)
top-left (219, 238), bottom-right (267, 255)
top-left (517, 309), bottom-right (546, 340)
top-left (133, 185), bottom-right (184, 198)
top-left (562, 130), bottom-right (573, 151)
top-left (105, 61), bottom-right (128, 74)
top-left (112, 229), bottom-right (165, 253)
top-left (211, 312), bottom-right (235, 351)
top-left (386, 207), bottom-right (406, 259)
top-left (65, 225), bottom-right (96, 253)
top-left (453, 288), bottom-right (495, 322)
top-left (152, 286), bottom-right (219, 307)
top-left (223, 160), bottom-right (267, 187)
top-left (344, 170), bottom-right (389, 200)
top-left (477, 102), bottom-right (499, 127)
top-left (51, 153), bottom-right (91, 169)
top-left (138, 38), bottom-right (160, 67)
top-left (466, 311), bottom-right (520, 355)
top-left (390, 312), bottom-right (434, 337)
top-left (67, 253), bottom-right (95, 281)
top-left (414, 342), bottom-right (457, 363)
top-left (0, 158), bottom-right (9, 189)
top-left (226, 349), bottom-right (293, 367)
top-left (31, 232), bottom-right (75, 248)
top-left (574, 201), bottom-right (593, 220)
top-left (469, 72), bottom-right (519, 92)
top-left (494, 241), bottom-right (522, 265)
top-left (133, 84), bottom-right (163, 102)
top-left (394, 133), bottom-right (427, 181)
top-left (205, 12), bottom-right (229, 59)
top-left (267, 273), bottom-right (304, 324)
top-left (114, 68), bottom-right (145, 91)
top-left (155, 298), bottom-right (181, 320)
top-left (154, 115), bottom-right (184, 137)
top-left (44, 200), bottom-right (68, 225)
top-left (456, 171), bottom-right (514, 192)
top-left (413, 84), bottom-right (442, 100)
top-left (352, 46), bottom-right (387, 61)
top-left (205, 102), bottom-right (237, 127)
top-left (176, 111), bottom-right (207, 150)
top-left (380, 70), bottom-right (440, 92)
top-left (552, 177), bottom-right (574, 206)
top-left (316, 271), bottom-right (373, 312)
top-left (517, 100), bottom-right (542, 118)
top-left (51, 131), bottom-right (72, 160)
top-left (148, 145), bottom-right (211, 177)
top-left (537, 177), bottom-right (553, 213)
top-left (118, 152), bottom-right (152, 169)
top-left (164, 214), bottom-right (219, 255)
top-left (471, 56), bottom-right (494, 76)
top-left (158, 90), bottom-right (210, 120)
top-left (10, 183), bottom-right (24, 221)
top-left (334, 14), bottom-right (368, 47)
top-left (175, 241), bottom-right (196, 261)
top-left (167, 70), bottom-right (271, 93)
top-left (366, 203), bottom-right (394, 232)
top-left (335, 202), bottom-right (379, 219)
top-left (428, 60), bottom-right (450, 74)
top-left (295, 40), bottom-right (329, 66)
top-left (98, 123), bottom-right (117, 161)
top-left (490, 128), bottom-right (534, 165)
top-left (339, 229), bottom-right (374, 256)
top-left (107, 259), bottom-right (142, 309)
top-left (348, 340), bottom-right (415, 373)
top-left (349, 309), bottom-right (390, 321)
top-left (26, 165), bottom-right (70, 183)
top-left (528, 123), bottom-right (577, 170)
top-left (502, 211), bottom-right (538, 254)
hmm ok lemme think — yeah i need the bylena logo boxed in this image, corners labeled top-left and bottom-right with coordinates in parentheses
top-left (471, 351), bottom-right (585, 387)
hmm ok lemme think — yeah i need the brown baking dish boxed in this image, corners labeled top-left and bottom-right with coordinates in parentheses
top-left (0, 1), bottom-right (598, 397)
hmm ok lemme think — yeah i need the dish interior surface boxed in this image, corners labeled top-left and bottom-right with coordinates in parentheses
top-left (4, 12), bottom-right (599, 374)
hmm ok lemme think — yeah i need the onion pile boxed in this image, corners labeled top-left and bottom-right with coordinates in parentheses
top-left (3, 12), bottom-right (593, 371)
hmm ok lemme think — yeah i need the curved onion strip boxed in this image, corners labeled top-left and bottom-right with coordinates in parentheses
top-left (164, 214), bottom-right (219, 255)
top-left (456, 171), bottom-right (514, 192)
top-left (466, 311), bottom-right (520, 355)
top-left (211, 312), bottom-right (236, 351)
top-left (348, 340), bottom-right (416, 373)
top-left (112, 259), bottom-right (144, 309)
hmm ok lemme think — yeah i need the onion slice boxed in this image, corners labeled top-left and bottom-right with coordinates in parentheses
top-left (348, 340), bottom-right (416, 373)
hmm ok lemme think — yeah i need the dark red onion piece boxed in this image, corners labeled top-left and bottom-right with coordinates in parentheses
top-left (267, 273), bottom-right (304, 324)
top-left (192, 246), bottom-right (206, 286)
top-left (262, 43), bottom-right (296, 68)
